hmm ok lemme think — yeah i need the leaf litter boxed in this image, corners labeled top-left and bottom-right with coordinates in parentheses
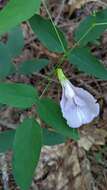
top-left (0, 0), bottom-right (107, 190)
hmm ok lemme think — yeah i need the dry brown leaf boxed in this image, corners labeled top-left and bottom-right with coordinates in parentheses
top-left (68, 0), bottom-right (97, 15)
top-left (78, 127), bottom-right (107, 151)
top-left (34, 144), bottom-right (98, 190)
top-left (78, 136), bottom-right (95, 151)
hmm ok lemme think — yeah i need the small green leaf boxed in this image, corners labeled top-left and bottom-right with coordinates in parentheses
top-left (13, 118), bottom-right (42, 190)
top-left (0, 130), bottom-right (15, 153)
top-left (36, 98), bottom-right (79, 141)
top-left (43, 128), bottom-right (67, 146)
top-left (0, 43), bottom-right (12, 79)
top-left (68, 47), bottom-right (107, 79)
top-left (29, 14), bottom-right (67, 52)
top-left (0, 128), bottom-right (66, 153)
top-left (75, 9), bottom-right (107, 46)
top-left (0, 83), bottom-right (38, 108)
top-left (7, 26), bottom-right (24, 57)
top-left (0, 0), bottom-right (41, 36)
top-left (19, 59), bottom-right (49, 75)
top-left (95, 152), bottom-right (103, 163)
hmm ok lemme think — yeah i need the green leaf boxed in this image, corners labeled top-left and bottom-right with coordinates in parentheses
top-left (36, 98), bottom-right (79, 141)
top-left (0, 130), bottom-right (15, 153)
top-left (43, 128), bottom-right (67, 146)
top-left (0, 83), bottom-right (38, 108)
top-left (0, 0), bottom-right (41, 36)
top-left (13, 118), bottom-right (42, 190)
top-left (7, 26), bottom-right (24, 57)
top-left (95, 152), bottom-right (103, 163)
top-left (0, 43), bottom-right (12, 79)
top-left (29, 14), bottom-right (67, 52)
top-left (68, 47), bottom-right (107, 79)
top-left (19, 59), bottom-right (49, 75)
top-left (75, 9), bottom-right (107, 46)
top-left (0, 127), bottom-right (66, 154)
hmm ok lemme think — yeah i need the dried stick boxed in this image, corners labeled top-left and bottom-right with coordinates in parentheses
top-left (55, 0), bottom-right (66, 24)
top-left (0, 153), bottom-right (9, 190)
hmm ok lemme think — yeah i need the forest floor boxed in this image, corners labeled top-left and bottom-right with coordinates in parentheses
top-left (1, 0), bottom-right (107, 189)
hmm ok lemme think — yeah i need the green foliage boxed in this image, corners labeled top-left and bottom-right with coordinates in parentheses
top-left (0, 83), bottom-right (38, 108)
top-left (1, 4), bottom-right (107, 190)
top-left (0, 26), bottom-right (24, 79)
top-left (68, 47), bottom-right (107, 79)
top-left (29, 14), bottom-right (67, 52)
top-left (43, 128), bottom-right (67, 145)
top-left (0, 128), bottom-right (66, 154)
top-left (75, 9), bottom-right (107, 46)
top-left (36, 98), bottom-right (79, 140)
top-left (12, 118), bottom-right (42, 190)
top-left (95, 152), bottom-right (103, 163)
top-left (0, 0), bottom-right (41, 36)
top-left (0, 43), bottom-right (12, 79)
top-left (0, 130), bottom-right (15, 153)
top-left (19, 59), bottom-right (49, 75)
top-left (7, 26), bottom-right (24, 57)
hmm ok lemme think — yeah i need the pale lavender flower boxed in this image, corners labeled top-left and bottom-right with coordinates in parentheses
top-left (57, 69), bottom-right (100, 128)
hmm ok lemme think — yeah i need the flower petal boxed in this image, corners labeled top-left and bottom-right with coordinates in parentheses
top-left (74, 87), bottom-right (100, 117)
top-left (60, 98), bottom-right (83, 128)
top-left (57, 68), bottom-right (100, 128)
top-left (60, 80), bottom-right (99, 128)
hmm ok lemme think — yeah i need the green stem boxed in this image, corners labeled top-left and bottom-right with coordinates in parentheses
top-left (39, 3), bottom-right (107, 98)
top-left (42, 0), bottom-right (67, 54)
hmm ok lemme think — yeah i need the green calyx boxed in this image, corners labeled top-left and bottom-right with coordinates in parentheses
top-left (56, 68), bottom-right (67, 83)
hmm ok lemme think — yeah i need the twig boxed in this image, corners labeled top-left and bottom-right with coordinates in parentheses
top-left (79, 79), bottom-right (100, 96)
top-left (34, 72), bottom-right (58, 83)
top-left (0, 153), bottom-right (9, 190)
top-left (97, 0), bottom-right (107, 7)
top-left (55, 0), bottom-right (66, 24)
top-left (0, 119), bottom-right (16, 129)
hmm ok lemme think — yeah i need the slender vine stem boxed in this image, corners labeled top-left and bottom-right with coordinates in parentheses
top-left (42, 0), bottom-right (67, 54)
top-left (39, 0), bottom-right (67, 98)
top-left (39, 2), bottom-right (107, 98)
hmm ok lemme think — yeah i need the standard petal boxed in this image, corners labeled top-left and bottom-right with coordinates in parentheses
top-left (60, 96), bottom-right (99, 128)
top-left (60, 97), bottom-right (83, 128)
top-left (63, 80), bottom-right (75, 99)
top-left (74, 86), bottom-right (100, 116)
top-left (76, 103), bottom-right (99, 125)
top-left (58, 69), bottom-right (100, 128)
